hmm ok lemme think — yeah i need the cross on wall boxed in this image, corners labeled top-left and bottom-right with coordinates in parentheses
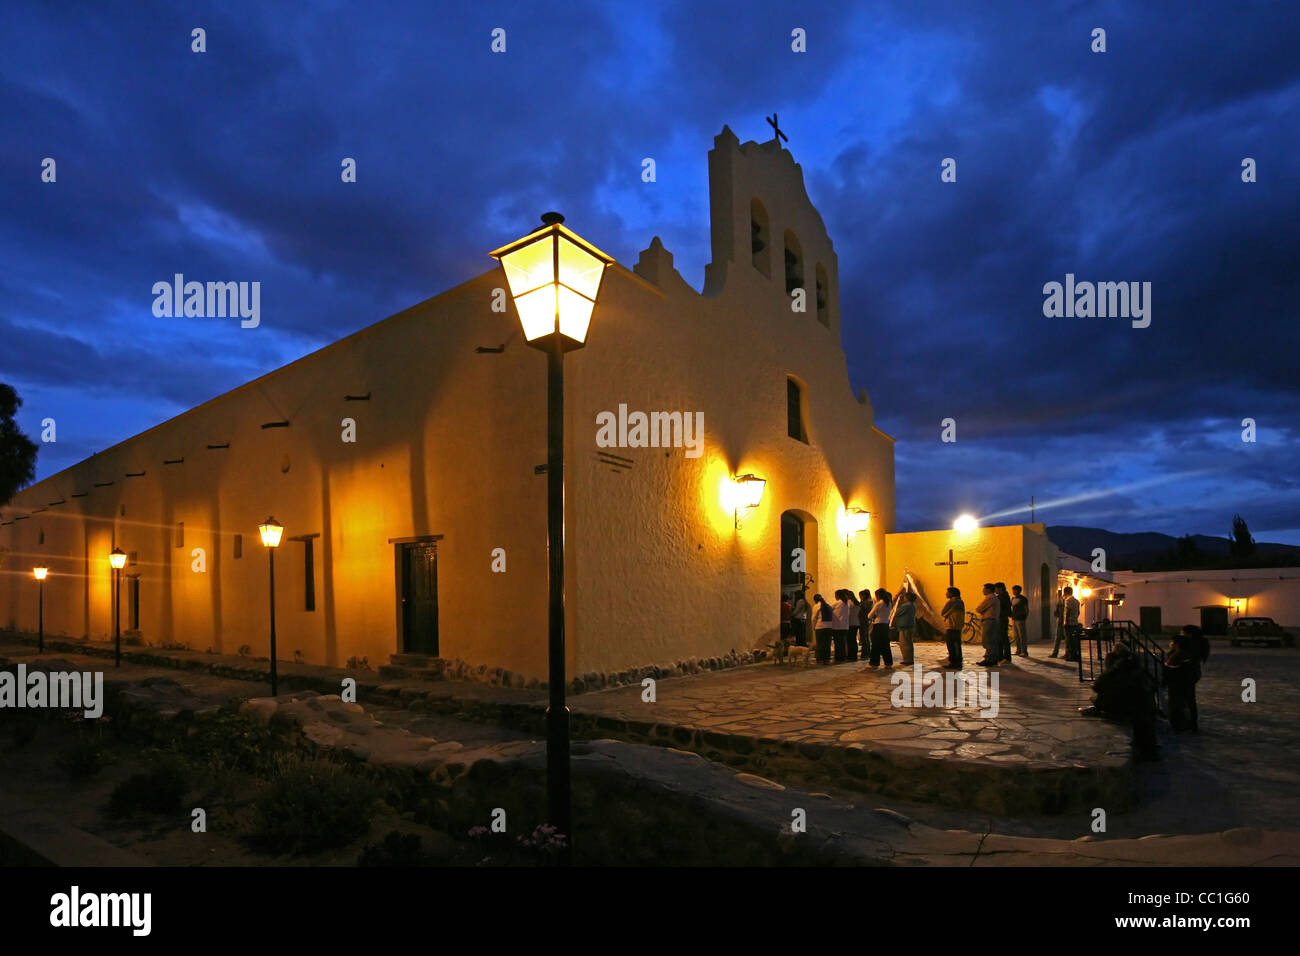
top-left (934, 548), bottom-right (968, 588)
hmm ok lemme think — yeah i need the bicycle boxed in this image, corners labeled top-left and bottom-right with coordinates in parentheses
top-left (962, 612), bottom-right (984, 644)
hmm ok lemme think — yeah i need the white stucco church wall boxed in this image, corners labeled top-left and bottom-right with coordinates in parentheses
top-left (0, 126), bottom-right (896, 681)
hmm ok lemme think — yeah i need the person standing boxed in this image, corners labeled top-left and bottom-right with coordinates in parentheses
top-left (1063, 587), bottom-right (1081, 661)
top-left (857, 590), bottom-right (875, 660)
top-left (846, 590), bottom-right (861, 663)
top-left (791, 593), bottom-right (810, 647)
top-left (891, 591), bottom-right (918, 665)
top-left (976, 583), bottom-right (1000, 666)
top-left (812, 594), bottom-right (834, 664)
top-left (941, 586), bottom-right (965, 668)
top-left (780, 595), bottom-right (793, 646)
top-left (1050, 593), bottom-right (1066, 658)
top-left (866, 588), bottom-right (894, 669)
top-left (995, 582), bottom-right (1012, 663)
top-left (1010, 585), bottom-right (1030, 657)
top-left (1173, 625), bottom-right (1207, 731)
top-left (831, 590), bottom-right (850, 663)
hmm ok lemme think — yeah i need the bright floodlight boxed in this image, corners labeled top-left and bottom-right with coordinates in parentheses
top-left (259, 516), bottom-right (284, 548)
top-left (953, 514), bottom-right (978, 533)
top-left (489, 213), bottom-right (614, 350)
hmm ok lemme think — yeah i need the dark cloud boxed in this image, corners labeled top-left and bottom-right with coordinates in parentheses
top-left (1, 0), bottom-right (1296, 540)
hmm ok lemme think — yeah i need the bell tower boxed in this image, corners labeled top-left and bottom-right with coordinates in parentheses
top-left (702, 125), bottom-right (840, 340)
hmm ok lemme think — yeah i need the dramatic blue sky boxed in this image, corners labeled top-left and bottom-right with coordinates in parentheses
top-left (3, 1), bottom-right (1298, 541)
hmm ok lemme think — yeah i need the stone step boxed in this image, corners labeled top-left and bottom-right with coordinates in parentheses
top-left (390, 653), bottom-right (438, 667)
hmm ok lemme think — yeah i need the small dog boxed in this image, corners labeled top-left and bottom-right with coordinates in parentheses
top-left (772, 639), bottom-right (811, 666)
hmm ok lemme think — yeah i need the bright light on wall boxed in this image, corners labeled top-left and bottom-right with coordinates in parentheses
top-left (33, 566), bottom-right (48, 581)
top-left (108, 547), bottom-right (127, 570)
top-left (953, 514), bottom-right (978, 533)
top-left (843, 507), bottom-right (870, 544)
top-left (1079, 586), bottom-right (1092, 599)
top-left (728, 474), bottom-right (766, 528)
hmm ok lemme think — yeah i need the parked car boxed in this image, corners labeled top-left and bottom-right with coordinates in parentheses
top-left (1230, 617), bottom-right (1295, 648)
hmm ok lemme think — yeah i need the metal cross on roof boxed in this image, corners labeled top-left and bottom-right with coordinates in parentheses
top-left (766, 113), bottom-right (788, 144)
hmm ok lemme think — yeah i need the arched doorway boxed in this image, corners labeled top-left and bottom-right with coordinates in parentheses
top-left (780, 510), bottom-right (818, 599)
top-left (1040, 563), bottom-right (1051, 644)
top-left (781, 510), bottom-right (818, 646)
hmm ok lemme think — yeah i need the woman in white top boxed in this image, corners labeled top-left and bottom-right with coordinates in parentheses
top-left (866, 588), bottom-right (894, 668)
top-left (831, 590), bottom-right (850, 663)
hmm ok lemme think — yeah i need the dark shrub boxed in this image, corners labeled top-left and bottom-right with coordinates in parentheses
top-left (248, 756), bottom-right (378, 854)
top-left (358, 830), bottom-right (429, 866)
top-left (106, 755), bottom-right (190, 818)
top-left (59, 733), bottom-right (104, 781)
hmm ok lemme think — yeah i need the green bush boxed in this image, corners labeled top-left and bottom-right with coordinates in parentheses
top-left (358, 830), bottom-right (430, 866)
top-left (106, 755), bottom-right (190, 819)
top-left (181, 712), bottom-right (287, 776)
top-left (59, 732), bottom-right (104, 781)
top-left (248, 756), bottom-right (378, 855)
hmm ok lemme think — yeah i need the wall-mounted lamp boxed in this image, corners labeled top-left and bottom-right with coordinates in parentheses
top-left (729, 474), bottom-right (766, 528)
top-left (1078, 586), bottom-right (1093, 599)
top-left (844, 507), bottom-right (870, 545)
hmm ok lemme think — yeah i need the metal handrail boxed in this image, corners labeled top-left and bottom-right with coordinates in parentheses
top-left (1079, 620), bottom-right (1167, 717)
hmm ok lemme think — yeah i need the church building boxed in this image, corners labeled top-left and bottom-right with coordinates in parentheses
top-left (0, 126), bottom-right (897, 681)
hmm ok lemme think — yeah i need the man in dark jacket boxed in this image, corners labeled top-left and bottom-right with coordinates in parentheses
top-left (995, 583), bottom-right (1012, 664)
top-left (1010, 585), bottom-right (1030, 657)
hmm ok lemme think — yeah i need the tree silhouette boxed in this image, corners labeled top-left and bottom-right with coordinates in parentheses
top-left (0, 383), bottom-right (39, 507)
top-left (1230, 514), bottom-right (1256, 562)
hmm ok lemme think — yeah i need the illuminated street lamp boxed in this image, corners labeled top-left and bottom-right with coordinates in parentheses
top-left (490, 212), bottom-right (614, 863)
top-left (109, 547), bottom-right (126, 666)
top-left (33, 567), bottom-right (48, 653)
top-left (259, 517), bottom-right (284, 696)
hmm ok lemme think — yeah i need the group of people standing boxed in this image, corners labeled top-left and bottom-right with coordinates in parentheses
top-left (780, 589), bottom-right (920, 667)
top-left (970, 581), bottom-right (1032, 667)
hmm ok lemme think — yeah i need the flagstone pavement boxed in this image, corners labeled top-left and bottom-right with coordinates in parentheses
top-left (565, 642), bottom-right (1135, 814)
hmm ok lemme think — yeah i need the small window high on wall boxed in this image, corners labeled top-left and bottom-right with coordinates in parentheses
top-left (815, 263), bottom-right (829, 327)
top-left (787, 377), bottom-right (808, 442)
top-left (750, 199), bottom-right (771, 277)
top-left (784, 230), bottom-right (803, 296)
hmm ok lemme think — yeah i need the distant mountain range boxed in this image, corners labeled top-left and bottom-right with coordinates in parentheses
top-left (1046, 526), bottom-right (1300, 570)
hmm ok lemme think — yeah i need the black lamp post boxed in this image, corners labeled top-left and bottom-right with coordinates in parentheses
top-left (33, 567), bottom-right (48, 653)
top-left (490, 212), bottom-right (613, 863)
top-left (108, 547), bottom-right (126, 665)
top-left (259, 517), bottom-right (283, 696)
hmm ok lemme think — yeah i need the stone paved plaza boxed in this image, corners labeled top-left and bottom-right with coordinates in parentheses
top-left (3, 632), bottom-right (1297, 861)
top-left (564, 641), bottom-right (1133, 814)
top-left (576, 642), bottom-right (1124, 762)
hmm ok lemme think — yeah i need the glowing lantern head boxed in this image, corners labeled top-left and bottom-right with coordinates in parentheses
top-left (259, 517), bottom-right (284, 549)
top-left (728, 473), bottom-right (766, 528)
top-left (844, 507), bottom-right (871, 543)
top-left (489, 213), bottom-right (614, 351)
